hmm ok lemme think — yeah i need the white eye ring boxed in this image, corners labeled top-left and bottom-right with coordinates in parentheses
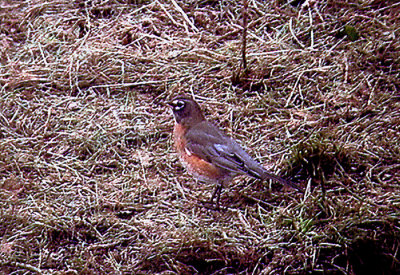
top-left (173, 100), bottom-right (185, 111)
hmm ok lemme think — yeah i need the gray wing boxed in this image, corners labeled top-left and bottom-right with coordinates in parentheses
top-left (185, 121), bottom-right (267, 179)
top-left (185, 121), bottom-right (301, 191)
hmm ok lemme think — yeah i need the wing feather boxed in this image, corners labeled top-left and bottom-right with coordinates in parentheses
top-left (184, 121), bottom-right (301, 191)
top-left (185, 122), bottom-right (264, 178)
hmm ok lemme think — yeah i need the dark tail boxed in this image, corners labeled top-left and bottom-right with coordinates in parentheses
top-left (245, 160), bottom-right (302, 192)
top-left (260, 170), bottom-right (302, 192)
top-left (233, 147), bottom-right (301, 192)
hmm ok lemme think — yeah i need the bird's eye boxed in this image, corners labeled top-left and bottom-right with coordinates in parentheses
top-left (173, 100), bottom-right (185, 111)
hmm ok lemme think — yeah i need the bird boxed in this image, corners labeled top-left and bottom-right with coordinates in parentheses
top-left (168, 95), bottom-right (300, 209)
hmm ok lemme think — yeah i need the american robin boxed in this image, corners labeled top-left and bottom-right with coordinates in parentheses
top-left (168, 95), bottom-right (300, 209)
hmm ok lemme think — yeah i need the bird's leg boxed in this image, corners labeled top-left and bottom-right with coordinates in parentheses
top-left (210, 184), bottom-right (219, 202)
top-left (210, 183), bottom-right (223, 210)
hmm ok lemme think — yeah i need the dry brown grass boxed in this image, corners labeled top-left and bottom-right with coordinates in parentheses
top-left (1, 0), bottom-right (399, 274)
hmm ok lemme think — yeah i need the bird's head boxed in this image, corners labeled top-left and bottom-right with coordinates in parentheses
top-left (168, 96), bottom-right (205, 126)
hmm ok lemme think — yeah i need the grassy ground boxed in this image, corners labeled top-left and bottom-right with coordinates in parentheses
top-left (1, 0), bottom-right (399, 274)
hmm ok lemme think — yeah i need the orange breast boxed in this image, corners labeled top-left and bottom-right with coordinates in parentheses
top-left (173, 124), bottom-right (221, 182)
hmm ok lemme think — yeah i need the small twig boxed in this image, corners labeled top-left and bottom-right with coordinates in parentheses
top-left (289, 18), bottom-right (305, 49)
top-left (308, 7), bottom-right (314, 49)
top-left (89, 80), bottom-right (166, 89)
top-left (174, 178), bottom-right (187, 200)
top-left (170, 0), bottom-right (198, 33)
top-left (157, 0), bottom-right (182, 30)
top-left (213, 16), bottom-right (264, 44)
top-left (15, 262), bottom-right (42, 274)
top-left (242, 0), bottom-right (248, 71)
